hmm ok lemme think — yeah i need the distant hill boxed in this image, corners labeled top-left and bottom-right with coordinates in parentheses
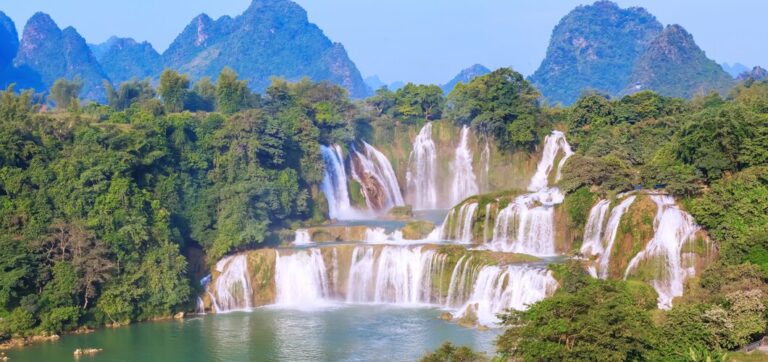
top-left (96, 37), bottom-right (162, 84)
top-left (163, 0), bottom-right (369, 98)
top-left (441, 64), bottom-right (491, 94)
top-left (737, 66), bottom-right (768, 82)
top-left (364, 75), bottom-right (405, 92)
top-left (14, 12), bottom-right (109, 100)
top-left (529, 1), bottom-right (662, 105)
top-left (530, 1), bottom-right (733, 104)
top-left (625, 25), bottom-right (734, 98)
top-left (722, 62), bottom-right (749, 78)
top-left (0, 0), bottom-right (369, 100)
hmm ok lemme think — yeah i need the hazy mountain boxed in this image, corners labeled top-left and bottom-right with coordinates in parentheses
top-left (163, 0), bottom-right (369, 98)
top-left (89, 36), bottom-right (120, 60)
top-left (441, 64), bottom-right (491, 94)
top-left (721, 62), bottom-right (749, 78)
top-left (737, 66), bottom-right (768, 82)
top-left (96, 37), bottom-right (162, 84)
top-left (625, 25), bottom-right (734, 98)
top-left (364, 75), bottom-right (385, 91)
top-left (0, 11), bottom-right (19, 70)
top-left (14, 12), bottom-right (109, 100)
top-left (529, 1), bottom-right (663, 105)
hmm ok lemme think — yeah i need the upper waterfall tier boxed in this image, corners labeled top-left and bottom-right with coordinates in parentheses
top-left (450, 126), bottom-right (480, 205)
top-left (406, 122), bottom-right (438, 209)
top-left (350, 141), bottom-right (405, 211)
top-left (320, 145), bottom-right (358, 220)
top-left (527, 130), bottom-right (573, 192)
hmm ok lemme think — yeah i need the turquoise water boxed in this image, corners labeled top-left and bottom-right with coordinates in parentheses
top-left (7, 306), bottom-right (499, 361)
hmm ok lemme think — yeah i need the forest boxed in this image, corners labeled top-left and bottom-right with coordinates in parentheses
top-left (1, 67), bottom-right (767, 360)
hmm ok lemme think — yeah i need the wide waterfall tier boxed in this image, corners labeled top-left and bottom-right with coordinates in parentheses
top-left (320, 145), bottom-right (358, 220)
top-left (450, 126), bottom-right (480, 206)
top-left (350, 141), bottom-right (405, 211)
top-left (406, 122), bottom-right (438, 209)
top-left (579, 193), bottom-right (711, 309)
top-left (202, 244), bottom-right (556, 327)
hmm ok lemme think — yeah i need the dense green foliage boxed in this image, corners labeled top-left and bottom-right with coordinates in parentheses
top-left (0, 72), bottom-right (356, 340)
top-left (447, 68), bottom-right (543, 151)
top-left (419, 342), bottom-right (487, 362)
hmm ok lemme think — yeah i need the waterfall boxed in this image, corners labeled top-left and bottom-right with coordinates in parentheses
top-left (480, 138), bottom-right (491, 193)
top-left (406, 122), bottom-right (438, 209)
top-left (580, 200), bottom-right (610, 256)
top-left (486, 189), bottom-right (563, 256)
top-left (350, 142), bottom-right (405, 211)
top-left (453, 266), bottom-right (557, 326)
top-left (528, 130), bottom-right (574, 192)
top-left (346, 246), bottom-right (440, 304)
top-left (597, 196), bottom-right (637, 278)
top-left (208, 245), bottom-right (558, 327)
top-left (275, 249), bottom-right (331, 308)
top-left (210, 255), bottom-right (252, 312)
top-left (320, 145), bottom-right (357, 220)
top-left (364, 227), bottom-right (405, 244)
top-left (195, 297), bottom-right (205, 315)
top-left (482, 204), bottom-right (492, 244)
top-left (450, 126), bottom-right (479, 206)
top-left (623, 195), bottom-right (700, 309)
top-left (292, 229), bottom-right (312, 246)
top-left (439, 202), bottom-right (479, 243)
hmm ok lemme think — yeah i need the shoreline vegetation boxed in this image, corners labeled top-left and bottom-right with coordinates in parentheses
top-left (0, 65), bottom-right (766, 361)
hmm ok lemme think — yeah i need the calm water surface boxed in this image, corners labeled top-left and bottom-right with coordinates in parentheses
top-left (8, 305), bottom-right (498, 362)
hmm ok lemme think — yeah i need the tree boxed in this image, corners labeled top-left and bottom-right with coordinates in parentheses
top-left (159, 69), bottom-right (190, 113)
top-left (49, 78), bottom-right (82, 110)
top-left (498, 266), bottom-right (657, 361)
top-left (105, 79), bottom-right (156, 111)
top-left (447, 68), bottom-right (540, 150)
top-left (188, 77), bottom-right (216, 112)
top-left (419, 342), bottom-right (486, 362)
top-left (216, 68), bottom-right (252, 114)
top-left (393, 83), bottom-right (445, 121)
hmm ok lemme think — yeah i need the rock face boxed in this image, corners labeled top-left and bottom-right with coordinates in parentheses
top-left (530, 1), bottom-right (663, 105)
top-left (625, 25), bottom-right (734, 98)
top-left (163, 0), bottom-right (369, 98)
top-left (14, 12), bottom-right (109, 100)
top-left (0, 11), bottom-right (18, 70)
top-left (96, 37), bottom-right (162, 84)
top-left (441, 64), bottom-right (491, 94)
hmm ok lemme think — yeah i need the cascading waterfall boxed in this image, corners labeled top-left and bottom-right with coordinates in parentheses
top-left (597, 196), bottom-right (637, 278)
top-left (624, 195), bottom-right (700, 309)
top-left (449, 126), bottom-right (479, 206)
top-left (486, 189), bottom-right (564, 256)
top-left (346, 246), bottom-right (439, 304)
top-left (211, 255), bottom-right (253, 312)
top-left (406, 122), bottom-right (438, 209)
top-left (320, 145), bottom-right (357, 220)
top-left (275, 249), bottom-right (331, 308)
top-left (208, 245), bottom-right (557, 327)
top-left (453, 266), bottom-right (558, 326)
top-left (292, 229), bottom-right (312, 246)
top-left (528, 130), bottom-right (573, 192)
top-left (350, 142), bottom-right (405, 211)
top-left (364, 227), bottom-right (405, 244)
top-left (480, 139), bottom-right (491, 193)
top-left (580, 200), bottom-right (610, 257)
top-left (440, 202), bottom-right (479, 243)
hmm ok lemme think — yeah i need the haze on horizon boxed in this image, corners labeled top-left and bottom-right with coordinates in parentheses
top-left (1, 0), bottom-right (765, 85)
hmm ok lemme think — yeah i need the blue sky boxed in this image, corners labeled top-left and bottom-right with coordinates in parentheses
top-left (0, 0), bottom-right (765, 84)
